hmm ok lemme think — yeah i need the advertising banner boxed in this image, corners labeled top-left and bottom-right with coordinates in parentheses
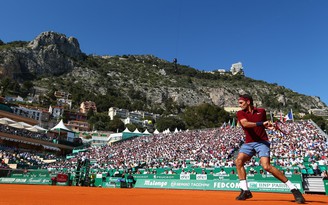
top-left (134, 178), bottom-right (303, 193)
top-left (0, 177), bottom-right (50, 185)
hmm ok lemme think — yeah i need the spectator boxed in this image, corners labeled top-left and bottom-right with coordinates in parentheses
top-left (321, 170), bottom-right (328, 179)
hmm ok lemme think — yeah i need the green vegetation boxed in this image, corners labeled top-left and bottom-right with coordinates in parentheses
top-left (0, 40), bottom-right (28, 50)
top-left (1, 43), bottom-right (327, 131)
top-left (182, 103), bottom-right (230, 129)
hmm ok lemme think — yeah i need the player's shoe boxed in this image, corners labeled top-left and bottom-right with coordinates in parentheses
top-left (291, 189), bottom-right (305, 204)
top-left (235, 189), bottom-right (253, 200)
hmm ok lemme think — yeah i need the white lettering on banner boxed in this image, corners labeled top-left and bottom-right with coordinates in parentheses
top-left (15, 178), bottom-right (27, 182)
top-left (180, 175), bottom-right (190, 180)
top-left (0, 178), bottom-right (16, 182)
top-left (29, 179), bottom-right (42, 183)
top-left (249, 182), bottom-right (300, 190)
top-left (213, 182), bottom-right (240, 189)
top-left (196, 174), bottom-right (207, 180)
top-left (176, 182), bottom-right (190, 187)
top-left (170, 181), bottom-right (190, 187)
top-left (251, 182), bottom-right (287, 189)
top-left (144, 180), bottom-right (168, 187)
top-left (191, 182), bottom-right (210, 187)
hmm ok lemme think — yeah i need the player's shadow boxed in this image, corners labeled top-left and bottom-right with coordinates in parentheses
top-left (249, 199), bottom-right (327, 204)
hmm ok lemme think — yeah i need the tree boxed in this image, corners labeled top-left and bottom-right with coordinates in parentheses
top-left (87, 108), bottom-right (95, 119)
top-left (156, 116), bottom-right (185, 132)
top-left (0, 77), bottom-right (11, 96)
top-left (108, 116), bottom-right (125, 132)
top-left (126, 123), bottom-right (137, 132)
top-left (88, 113), bottom-right (111, 131)
top-left (182, 103), bottom-right (230, 129)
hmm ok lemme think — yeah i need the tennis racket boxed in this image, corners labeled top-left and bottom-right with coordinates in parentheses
top-left (273, 120), bottom-right (290, 137)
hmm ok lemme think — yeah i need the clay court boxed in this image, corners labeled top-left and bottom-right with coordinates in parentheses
top-left (0, 184), bottom-right (327, 205)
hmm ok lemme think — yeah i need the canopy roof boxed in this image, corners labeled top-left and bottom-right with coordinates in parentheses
top-left (50, 119), bottom-right (72, 132)
top-left (133, 128), bottom-right (141, 133)
top-left (153, 129), bottom-right (160, 134)
top-left (123, 127), bottom-right (131, 133)
top-left (143, 129), bottom-right (151, 135)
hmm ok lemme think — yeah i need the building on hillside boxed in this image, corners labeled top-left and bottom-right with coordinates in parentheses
top-left (124, 117), bottom-right (144, 126)
top-left (217, 69), bottom-right (226, 74)
top-left (49, 105), bottom-right (64, 119)
top-left (109, 107), bottom-right (158, 121)
top-left (80, 101), bottom-right (97, 114)
top-left (67, 120), bottom-right (90, 132)
top-left (11, 105), bottom-right (50, 126)
top-left (230, 62), bottom-right (244, 75)
top-left (129, 111), bottom-right (143, 120)
top-left (54, 91), bottom-right (71, 99)
top-left (63, 110), bottom-right (87, 122)
top-left (57, 98), bottom-right (72, 110)
top-left (108, 107), bottom-right (158, 130)
top-left (108, 107), bottom-right (129, 120)
top-left (4, 96), bottom-right (24, 103)
top-left (0, 110), bottom-right (38, 126)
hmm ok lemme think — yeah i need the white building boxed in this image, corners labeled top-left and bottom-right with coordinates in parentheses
top-left (11, 106), bottom-right (50, 125)
top-left (49, 105), bottom-right (64, 119)
top-left (230, 62), bottom-right (244, 75)
top-left (108, 107), bottom-right (158, 125)
top-left (108, 107), bottom-right (129, 120)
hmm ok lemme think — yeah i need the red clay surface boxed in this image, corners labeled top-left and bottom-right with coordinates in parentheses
top-left (0, 184), bottom-right (327, 205)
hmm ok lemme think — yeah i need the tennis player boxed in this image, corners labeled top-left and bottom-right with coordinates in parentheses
top-left (235, 94), bottom-right (305, 204)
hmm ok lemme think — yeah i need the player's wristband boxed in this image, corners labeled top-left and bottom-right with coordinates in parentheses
top-left (256, 122), bottom-right (264, 126)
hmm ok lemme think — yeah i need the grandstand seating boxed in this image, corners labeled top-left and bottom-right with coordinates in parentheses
top-left (1, 120), bottom-right (327, 192)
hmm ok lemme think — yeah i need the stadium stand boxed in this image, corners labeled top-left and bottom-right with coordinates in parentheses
top-left (0, 120), bottom-right (327, 192)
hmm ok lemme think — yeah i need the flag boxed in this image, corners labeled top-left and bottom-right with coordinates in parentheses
top-left (231, 118), bottom-right (235, 128)
top-left (284, 109), bottom-right (293, 121)
top-left (280, 110), bottom-right (283, 122)
top-left (269, 111), bottom-right (274, 122)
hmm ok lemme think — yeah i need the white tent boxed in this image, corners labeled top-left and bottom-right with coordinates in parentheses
top-left (0, 118), bottom-right (9, 125)
top-left (163, 129), bottom-right (171, 134)
top-left (50, 119), bottom-right (71, 131)
top-left (8, 122), bottom-right (25, 129)
top-left (33, 125), bottom-right (47, 132)
top-left (18, 121), bottom-right (33, 128)
top-left (174, 128), bottom-right (179, 133)
top-left (153, 129), bottom-right (160, 134)
top-left (123, 127), bottom-right (131, 133)
top-left (0, 117), bottom-right (15, 125)
top-left (133, 128), bottom-right (141, 133)
top-left (143, 129), bottom-right (151, 135)
top-left (26, 125), bottom-right (47, 133)
top-left (25, 126), bottom-right (39, 132)
top-left (0, 118), bottom-right (15, 123)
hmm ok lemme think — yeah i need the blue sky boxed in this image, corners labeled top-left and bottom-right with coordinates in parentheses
top-left (1, 0), bottom-right (328, 105)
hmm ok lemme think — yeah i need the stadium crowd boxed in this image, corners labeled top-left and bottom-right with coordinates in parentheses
top-left (0, 145), bottom-right (56, 169)
top-left (0, 124), bottom-right (51, 142)
top-left (41, 120), bottom-right (327, 176)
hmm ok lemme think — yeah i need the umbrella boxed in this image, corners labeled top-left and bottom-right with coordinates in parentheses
top-left (8, 122), bottom-right (25, 129)
top-left (26, 126), bottom-right (39, 132)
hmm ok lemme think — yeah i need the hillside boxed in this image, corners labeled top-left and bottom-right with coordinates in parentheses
top-left (0, 31), bottom-right (326, 114)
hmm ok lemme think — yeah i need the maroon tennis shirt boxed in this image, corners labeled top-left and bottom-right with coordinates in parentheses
top-left (236, 107), bottom-right (269, 143)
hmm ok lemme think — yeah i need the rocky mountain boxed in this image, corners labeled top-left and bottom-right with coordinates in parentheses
top-left (0, 31), bottom-right (83, 79)
top-left (0, 31), bottom-right (326, 113)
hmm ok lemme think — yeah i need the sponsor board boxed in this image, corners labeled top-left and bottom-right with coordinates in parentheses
top-left (135, 179), bottom-right (303, 193)
top-left (0, 177), bottom-right (50, 185)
